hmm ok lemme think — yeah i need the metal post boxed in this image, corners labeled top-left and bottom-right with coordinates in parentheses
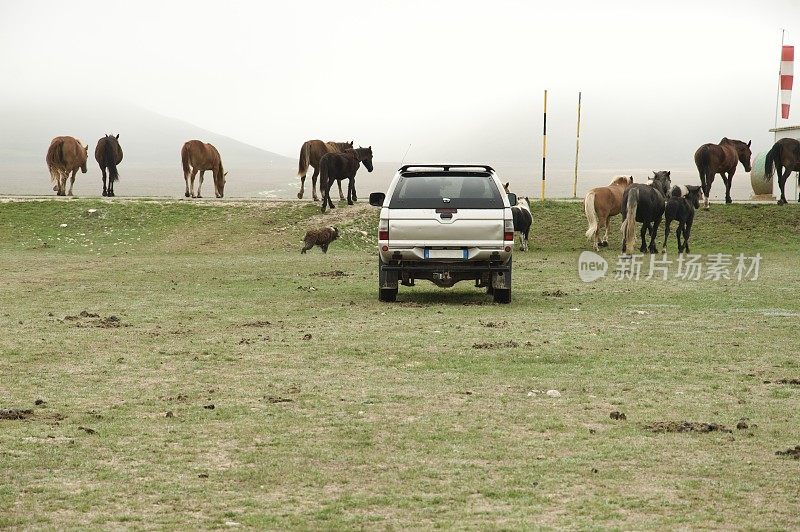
top-left (573, 91), bottom-right (582, 199)
top-left (541, 89), bottom-right (547, 201)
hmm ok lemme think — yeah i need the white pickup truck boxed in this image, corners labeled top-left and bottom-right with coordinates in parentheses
top-left (368, 165), bottom-right (517, 303)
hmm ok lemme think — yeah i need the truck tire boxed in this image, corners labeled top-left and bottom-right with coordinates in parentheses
top-left (378, 259), bottom-right (398, 302)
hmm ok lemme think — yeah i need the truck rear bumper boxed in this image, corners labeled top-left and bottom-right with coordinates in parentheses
top-left (379, 258), bottom-right (511, 289)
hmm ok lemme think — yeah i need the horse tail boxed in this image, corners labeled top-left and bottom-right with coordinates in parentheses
top-left (46, 138), bottom-right (64, 184)
top-left (298, 142), bottom-right (310, 177)
top-left (584, 190), bottom-right (598, 240)
top-left (764, 142), bottom-right (781, 180)
top-left (105, 136), bottom-right (119, 182)
top-left (620, 188), bottom-right (639, 253)
top-left (181, 142), bottom-right (190, 177)
top-left (695, 145), bottom-right (710, 179)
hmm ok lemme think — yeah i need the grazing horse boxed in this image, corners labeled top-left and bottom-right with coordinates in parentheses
top-left (663, 185), bottom-right (702, 253)
top-left (297, 140), bottom-right (353, 201)
top-left (181, 140), bottom-right (227, 198)
top-left (95, 134), bottom-right (123, 197)
top-left (46, 136), bottom-right (88, 196)
top-left (319, 146), bottom-right (374, 212)
top-left (620, 171), bottom-right (671, 254)
top-left (694, 137), bottom-right (752, 209)
top-left (583, 175), bottom-right (634, 251)
top-left (511, 196), bottom-right (533, 251)
top-left (764, 137), bottom-right (800, 204)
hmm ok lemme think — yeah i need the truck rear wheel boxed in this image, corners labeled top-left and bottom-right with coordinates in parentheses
top-left (491, 258), bottom-right (511, 304)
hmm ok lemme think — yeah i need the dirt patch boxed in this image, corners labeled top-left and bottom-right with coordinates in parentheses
top-left (644, 421), bottom-right (731, 433)
top-left (0, 408), bottom-right (34, 420)
top-left (542, 289), bottom-right (567, 297)
top-left (472, 340), bottom-right (519, 349)
top-left (764, 378), bottom-right (800, 385)
top-left (265, 396), bottom-right (293, 404)
top-left (64, 312), bottom-right (126, 328)
top-left (316, 270), bottom-right (349, 278)
top-left (479, 320), bottom-right (507, 328)
top-left (77, 426), bottom-right (97, 435)
top-left (610, 411), bottom-right (627, 420)
top-left (775, 445), bottom-right (800, 459)
top-left (98, 315), bottom-right (123, 328)
top-left (64, 310), bottom-right (100, 320)
top-left (242, 320), bottom-right (272, 328)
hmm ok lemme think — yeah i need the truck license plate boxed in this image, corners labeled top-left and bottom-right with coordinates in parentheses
top-left (424, 248), bottom-right (468, 260)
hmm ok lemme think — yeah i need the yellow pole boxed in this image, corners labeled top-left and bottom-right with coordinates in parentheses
top-left (573, 91), bottom-right (582, 198)
top-left (541, 89), bottom-right (547, 201)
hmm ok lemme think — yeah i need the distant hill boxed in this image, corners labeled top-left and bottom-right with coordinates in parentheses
top-left (0, 101), bottom-right (296, 197)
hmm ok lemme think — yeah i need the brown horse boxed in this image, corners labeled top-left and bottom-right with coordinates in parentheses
top-left (319, 146), bottom-right (373, 212)
top-left (583, 175), bottom-right (634, 251)
top-left (297, 140), bottom-right (353, 201)
top-left (181, 140), bottom-right (227, 198)
top-left (46, 136), bottom-right (88, 196)
top-left (764, 137), bottom-right (800, 204)
top-left (95, 134), bottom-right (123, 197)
top-left (694, 137), bottom-right (752, 209)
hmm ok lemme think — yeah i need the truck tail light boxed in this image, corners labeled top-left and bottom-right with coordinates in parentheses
top-left (379, 219), bottom-right (389, 241)
top-left (504, 219), bottom-right (514, 242)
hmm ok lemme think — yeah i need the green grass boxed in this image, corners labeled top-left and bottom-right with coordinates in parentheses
top-left (1, 198), bottom-right (799, 529)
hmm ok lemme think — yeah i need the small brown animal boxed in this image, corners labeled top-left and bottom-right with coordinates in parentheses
top-left (301, 226), bottom-right (339, 254)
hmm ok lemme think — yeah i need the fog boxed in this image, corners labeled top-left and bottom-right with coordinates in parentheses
top-left (1, 0), bottom-right (798, 198)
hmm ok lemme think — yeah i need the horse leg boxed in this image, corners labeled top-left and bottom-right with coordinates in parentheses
top-left (663, 219), bottom-right (671, 252)
top-left (101, 167), bottom-right (108, 196)
top-left (347, 178), bottom-right (354, 206)
top-left (67, 170), bottom-right (76, 196)
top-left (649, 217), bottom-right (661, 254)
top-left (327, 181), bottom-right (336, 210)
top-left (338, 179), bottom-right (345, 201)
top-left (703, 174), bottom-right (714, 210)
top-left (639, 222), bottom-right (648, 253)
top-left (522, 229), bottom-right (529, 251)
top-left (676, 221), bottom-right (684, 253)
top-left (601, 216), bottom-right (610, 247)
top-left (778, 167), bottom-right (790, 204)
top-left (723, 172), bottom-right (733, 204)
top-left (184, 170), bottom-right (191, 198)
top-left (189, 169), bottom-right (198, 198)
top-left (311, 166), bottom-right (320, 202)
top-left (683, 219), bottom-right (692, 254)
top-left (197, 170), bottom-right (204, 198)
top-left (297, 171), bottom-right (306, 200)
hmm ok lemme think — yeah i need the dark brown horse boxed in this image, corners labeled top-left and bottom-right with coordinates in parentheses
top-left (95, 134), bottom-right (123, 197)
top-left (764, 137), bottom-right (800, 204)
top-left (694, 137), bottom-right (752, 209)
top-left (297, 140), bottom-right (353, 201)
top-left (181, 140), bottom-right (227, 198)
top-left (319, 146), bottom-right (374, 212)
top-left (46, 136), bottom-right (88, 196)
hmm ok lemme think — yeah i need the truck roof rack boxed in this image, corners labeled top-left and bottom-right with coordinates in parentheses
top-left (399, 164), bottom-right (495, 173)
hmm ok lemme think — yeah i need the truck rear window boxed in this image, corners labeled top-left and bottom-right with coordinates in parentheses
top-left (389, 175), bottom-right (504, 209)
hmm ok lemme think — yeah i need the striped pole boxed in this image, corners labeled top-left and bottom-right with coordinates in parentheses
top-left (573, 91), bottom-right (582, 198)
top-left (541, 89), bottom-right (547, 200)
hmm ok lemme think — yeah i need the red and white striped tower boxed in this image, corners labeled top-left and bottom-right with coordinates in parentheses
top-left (780, 45), bottom-right (794, 119)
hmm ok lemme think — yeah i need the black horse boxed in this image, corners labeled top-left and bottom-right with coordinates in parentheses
top-left (764, 137), bottom-right (800, 204)
top-left (663, 185), bottom-right (702, 253)
top-left (319, 146), bottom-right (373, 212)
top-left (620, 171), bottom-right (671, 254)
top-left (95, 134), bottom-right (123, 197)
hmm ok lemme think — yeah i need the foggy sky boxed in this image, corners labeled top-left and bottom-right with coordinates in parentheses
top-left (2, 0), bottom-right (799, 169)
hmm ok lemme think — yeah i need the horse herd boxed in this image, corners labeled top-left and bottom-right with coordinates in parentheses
top-left (42, 133), bottom-right (800, 253)
top-left (584, 136), bottom-right (800, 255)
top-left (45, 135), bottom-right (375, 208)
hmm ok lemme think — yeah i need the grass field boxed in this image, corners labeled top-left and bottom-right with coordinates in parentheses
top-left (1, 198), bottom-right (799, 529)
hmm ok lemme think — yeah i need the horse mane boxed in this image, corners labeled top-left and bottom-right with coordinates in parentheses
top-left (608, 175), bottom-right (632, 186)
